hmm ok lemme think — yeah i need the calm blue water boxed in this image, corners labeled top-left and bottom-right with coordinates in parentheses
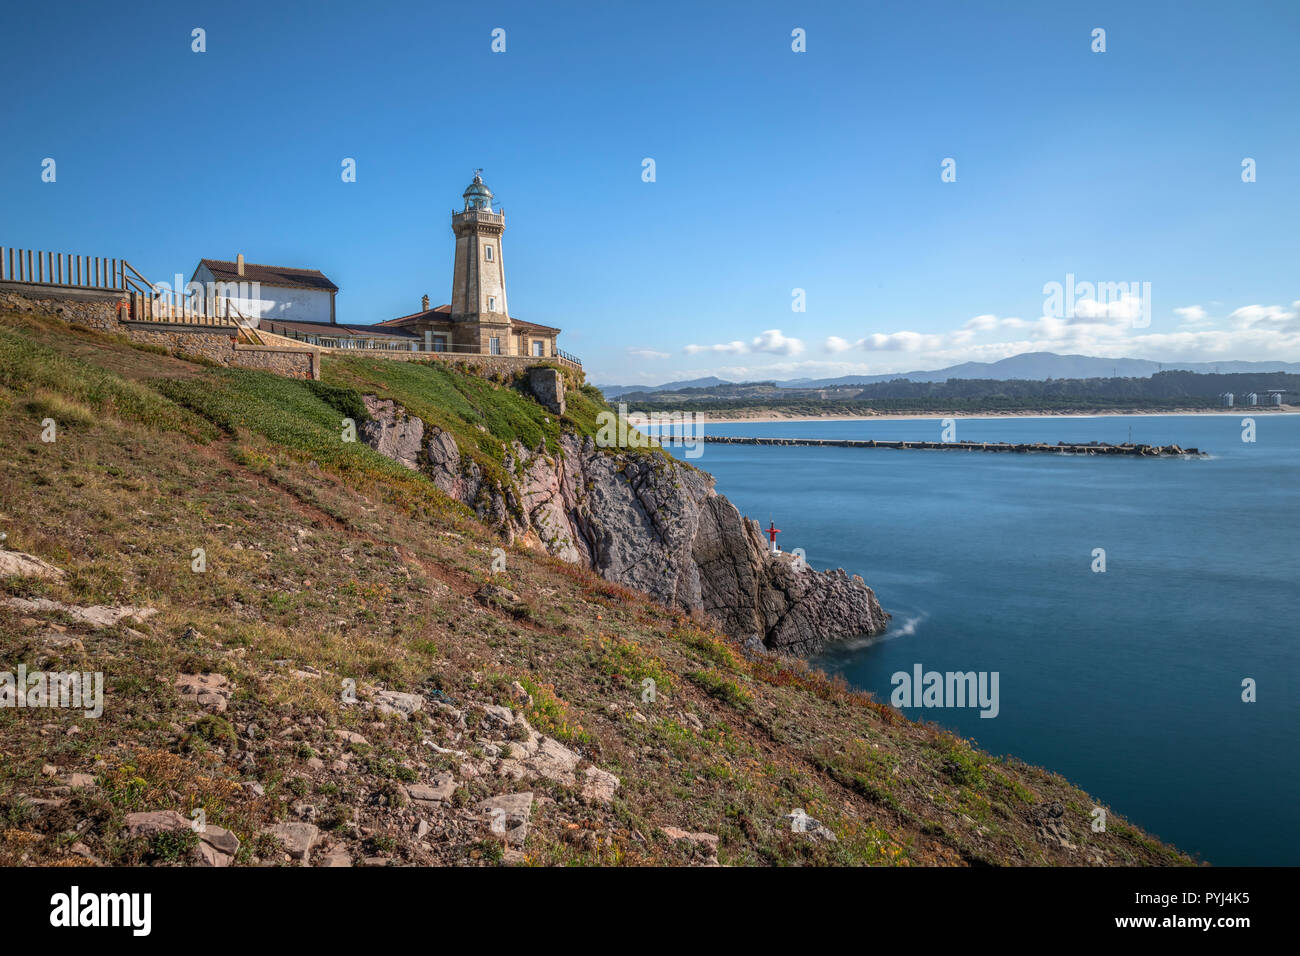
top-left (661, 414), bottom-right (1299, 865)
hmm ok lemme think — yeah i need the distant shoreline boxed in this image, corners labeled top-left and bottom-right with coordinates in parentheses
top-left (695, 407), bottom-right (1297, 424)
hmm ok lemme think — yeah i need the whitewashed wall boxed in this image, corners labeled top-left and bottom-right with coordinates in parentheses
top-left (190, 264), bottom-right (334, 324)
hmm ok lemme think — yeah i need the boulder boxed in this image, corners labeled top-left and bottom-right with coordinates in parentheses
top-left (477, 792), bottom-right (533, 847)
top-left (374, 689), bottom-right (423, 718)
top-left (263, 822), bottom-right (319, 864)
top-left (0, 550), bottom-right (66, 580)
top-left (407, 773), bottom-right (456, 805)
top-left (527, 366), bottom-right (566, 416)
top-left (175, 673), bottom-right (232, 713)
top-left (581, 766), bottom-right (620, 805)
top-left (3, 597), bottom-right (156, 629)
top-left (662, 826), bottom-right (720, 864)
top-left (317, 845), bottom-right (353, 867)
top-left (123, 810), bottom-right (190, 839)
top-left (359, 397), bottom-right (425, 470)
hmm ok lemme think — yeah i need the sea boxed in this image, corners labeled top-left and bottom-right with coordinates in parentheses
top-left (658, 413), bottom-right (1299, 866)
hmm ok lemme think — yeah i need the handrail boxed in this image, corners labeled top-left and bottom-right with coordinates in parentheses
top-left (123, 260), bottom-right (154, 290)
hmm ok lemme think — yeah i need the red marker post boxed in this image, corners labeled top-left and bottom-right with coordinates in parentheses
top-left (765, 521), bottom-right (781, 554)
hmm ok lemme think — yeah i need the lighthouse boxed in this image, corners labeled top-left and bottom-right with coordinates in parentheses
top-left (450, 170), bottom-right (510, 353)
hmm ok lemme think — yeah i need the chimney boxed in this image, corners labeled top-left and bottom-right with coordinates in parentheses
top-left (236, 254), bottom-right (245, 277)
top-left (421, 294), bottom-right (429, 312)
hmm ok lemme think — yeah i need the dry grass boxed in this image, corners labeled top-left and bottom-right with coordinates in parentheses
top-left (0, 310), bottom-right (1195, 868)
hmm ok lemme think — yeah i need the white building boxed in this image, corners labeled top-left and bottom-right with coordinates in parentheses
top-left (189, 254), bottom-right (338, 325)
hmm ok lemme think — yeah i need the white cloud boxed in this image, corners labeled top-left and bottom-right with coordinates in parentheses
top-left (1228, 302), bottom-right (1300, 332)
top-left (823, 335), bottom-right (860, 353)
top-left (642, 297), bottom-right (1300, 384)
top-left (626, 347), bottom-right (670, 360)
top-left (864, 331), bottom-right (945, 352)
top-left (964, 314), bottom-right (999, 332)
top-left (751, 329), bottom-right (805, 355)
top-left (685, 329), bottom-right (804, 356)
top-left (1067, 293), bottom-right (1146, 325)
top-left (963, 314), bottom-right (1027, 332)
top-left (684, 340), bottom-right (748, 355)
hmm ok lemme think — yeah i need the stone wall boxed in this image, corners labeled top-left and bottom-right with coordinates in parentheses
top-left (0, 284), bottom-right (319, 379)
top-left (527, 367), bottom-right (565, 414)
top-left (232, 343), bottom-right (318, 379)
top-left (0, 284), bottom-right (125, 331)
top-left (303, 345), bottom-right (581, 381)
top-left (0, 285), bottom-right (571, 384)
top-left (121, 324), bottom-right (318, 379)
top-left (122, 325), bottom-right (237, 364)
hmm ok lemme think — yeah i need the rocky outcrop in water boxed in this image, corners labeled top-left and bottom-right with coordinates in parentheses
top-left (360, 396), bottom-right (888, 655)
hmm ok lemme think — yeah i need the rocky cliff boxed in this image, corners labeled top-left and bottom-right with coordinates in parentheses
top-left (360, 395), bottom-right (888, 655)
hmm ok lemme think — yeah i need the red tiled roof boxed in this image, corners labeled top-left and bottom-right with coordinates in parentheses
top-left (377, 306), bottom-right (560, 335)
top-left (197, 259), bottom-right (339, 292)
top-left (376, 305), bottom-right (453, 327)
top-left (512, 318), bottom-right (560, 334)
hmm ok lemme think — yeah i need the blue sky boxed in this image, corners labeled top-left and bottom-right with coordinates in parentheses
top-left (2, 0), bottom-right (1298, 384)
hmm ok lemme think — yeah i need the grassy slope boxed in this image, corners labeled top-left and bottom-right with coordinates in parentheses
top-left (0, 310), bottom-right (1192, 866)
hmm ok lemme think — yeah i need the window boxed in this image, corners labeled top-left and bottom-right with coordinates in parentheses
top-left (484, 245), bottom-right (494, 262)
top-left (532, 340), bottom-right (544, 357)
top-left (487, 296), bottom-right (497, 312)
top-left (433, 336), bottom-right (447, 353)
top-left (489, 336), bottom-right (501, 355)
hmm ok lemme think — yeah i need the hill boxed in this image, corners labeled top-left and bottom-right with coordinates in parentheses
top-left (604, 351), bottom-right (1300, 397)
top-left (0, 307), bottom-right (1191, 867)
top-left (615, 371), bottom-right (1297, 416)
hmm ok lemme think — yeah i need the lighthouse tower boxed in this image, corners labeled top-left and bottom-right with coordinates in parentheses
top-left (450, 170), bottom-right (511, 354)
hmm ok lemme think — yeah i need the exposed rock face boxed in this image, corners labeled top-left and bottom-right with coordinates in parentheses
top-left (527, 367), bottom-right (565, 416)
top-left (358, 398), bottom-right (424, 471)
top-left (4, 596), bottom-right (156, 629)
top-left (359, 398), bottom-right (888, 655)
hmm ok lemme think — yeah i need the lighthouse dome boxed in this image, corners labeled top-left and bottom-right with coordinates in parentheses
top-left (462, 171), bottom-right (494, 211)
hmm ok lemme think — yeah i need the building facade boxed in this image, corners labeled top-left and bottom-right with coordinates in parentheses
top-left (189, 256), bottom-right (338, 324)
top-left (202, 174), bottom-right (571, 364)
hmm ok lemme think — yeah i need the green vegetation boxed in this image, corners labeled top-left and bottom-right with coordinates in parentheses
top-left (152, 367), bottom-right (468, 524)
top-left (596, 635), bottom-right (675, 696)
top-left (323, 356), bottom-right (606, 463)
top-left (517, 676), bottom-right (591, 746)
top-left (0, 324), bottom-right (212, 437)
top-left (148, 827), bottom-right (200, 862)
top-left (689, 668), bottom-right (753, 709)
top-left (0, 307), bottom-right (1195, 868)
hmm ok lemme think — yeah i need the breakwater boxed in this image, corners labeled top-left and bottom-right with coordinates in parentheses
top-left (701, 436), bottom-right (1205, 457)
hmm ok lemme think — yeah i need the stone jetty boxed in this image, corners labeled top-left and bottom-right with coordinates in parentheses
top-left (701, 436), bottom-right (1204, 457)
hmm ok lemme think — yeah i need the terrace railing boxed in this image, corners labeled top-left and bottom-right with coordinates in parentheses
top-left (1, 246), bottom-right (125, 290)
top-left (0, 246), bottom-right (248, 329)
top-left (259, 323), bottom-right (583, 368)
top-left (120, 260), bottom-right (245, 329)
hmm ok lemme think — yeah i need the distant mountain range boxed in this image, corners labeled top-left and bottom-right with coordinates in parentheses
top-left (596, 352), bottom-right (1300, 397)
top-left (596, 376), bottom-right (732, 397)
